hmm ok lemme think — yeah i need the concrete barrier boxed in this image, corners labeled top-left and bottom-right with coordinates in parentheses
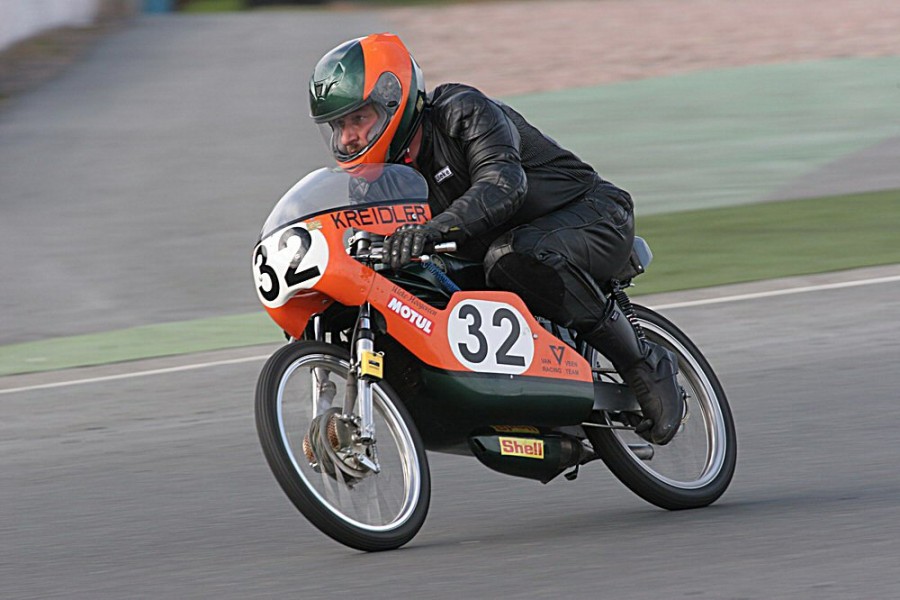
top-left (0, 0), bottom-right (102, 51)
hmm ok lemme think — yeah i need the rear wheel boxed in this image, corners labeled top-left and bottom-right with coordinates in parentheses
top-left (255, 341), bottom-right (430, 551)
top-left (585, 305), bottom-right (736, 510)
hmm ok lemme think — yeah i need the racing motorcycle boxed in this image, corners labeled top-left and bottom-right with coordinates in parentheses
top-left (252, 164), bottom-right (736, 552)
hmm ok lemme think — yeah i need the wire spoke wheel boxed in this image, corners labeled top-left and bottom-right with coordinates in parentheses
top-left (585, 305), bottom-right (736, 510)
top-left (256, 341), bottom-right (430, 551)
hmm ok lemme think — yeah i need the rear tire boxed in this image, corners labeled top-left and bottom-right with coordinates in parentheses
top-left (256, 341), bottom-right (430, 551)
top-left (585, 305), bottom-right (736, 510)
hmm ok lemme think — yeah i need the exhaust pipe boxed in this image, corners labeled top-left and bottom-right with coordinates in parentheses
top-left (468, 427), bottom-right (592, 483)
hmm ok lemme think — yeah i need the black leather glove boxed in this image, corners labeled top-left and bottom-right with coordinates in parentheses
top-left (382, 223), bottom-right (443, 271)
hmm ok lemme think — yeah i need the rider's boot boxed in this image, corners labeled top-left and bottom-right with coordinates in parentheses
top-left (584, 300), bottom-right (684, 445)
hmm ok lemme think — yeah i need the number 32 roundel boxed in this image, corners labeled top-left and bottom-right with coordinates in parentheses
top-left (448, 299), bottom-right (535, 375)
top-left (253, 224), bottom-right (328, 308)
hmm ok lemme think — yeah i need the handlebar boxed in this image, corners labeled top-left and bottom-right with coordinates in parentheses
top-left (363, 241), bottom-right (457, 264)
top-left (430, 241), bottom-right (458, 254)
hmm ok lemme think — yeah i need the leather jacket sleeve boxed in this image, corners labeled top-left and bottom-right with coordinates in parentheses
top-left (428, 89), bottom-right (528, 240)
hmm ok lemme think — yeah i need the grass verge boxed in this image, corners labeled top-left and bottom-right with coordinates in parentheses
top-left (180, 0), bottom-right (243, 12)
top-left (1, 189), bottom-right (898, 376)
top-left (632, 189), bottom-right (900, 295)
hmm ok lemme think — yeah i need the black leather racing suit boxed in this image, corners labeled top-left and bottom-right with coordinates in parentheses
top-left (415, 83), bottom-right (635, 334)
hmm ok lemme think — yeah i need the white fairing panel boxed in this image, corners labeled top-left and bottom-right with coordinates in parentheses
top-left (253, 223), bottom-right (329, 308)
top-left (447, 299), bottom-right (535, 375)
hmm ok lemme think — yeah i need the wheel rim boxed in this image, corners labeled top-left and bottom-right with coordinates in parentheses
top-left (594, 321), bottom-right (729, 489)
top-left (276, 353), bottom-right (421, 531)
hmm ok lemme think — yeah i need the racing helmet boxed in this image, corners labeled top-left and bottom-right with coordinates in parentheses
top-left (309, 33), bottom-right (426, 169)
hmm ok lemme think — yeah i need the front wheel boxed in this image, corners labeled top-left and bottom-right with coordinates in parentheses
top-left (585, 305), bottom-right (736, 510)
top-left (255, 341), bottom-right (430, 551)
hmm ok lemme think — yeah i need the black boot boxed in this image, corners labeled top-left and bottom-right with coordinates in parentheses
top-left (584, 301), bottom-right (684, 445)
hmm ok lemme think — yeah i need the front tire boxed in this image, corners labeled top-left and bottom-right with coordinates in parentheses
top-left (585, 305), bottom-right (736, 510)
top-left (255, 341), bottom-right (430, 551)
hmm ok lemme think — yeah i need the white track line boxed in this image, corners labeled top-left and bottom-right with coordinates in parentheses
top-left (3, 273), bottom-right (900, 395)
top-left (0, 355), bottom-right (269, 396)
top-left (653, 274), bottom-right (900, 310)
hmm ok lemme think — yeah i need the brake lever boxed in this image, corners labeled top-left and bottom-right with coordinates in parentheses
top-left (366, 241), bottom-right (457, 264)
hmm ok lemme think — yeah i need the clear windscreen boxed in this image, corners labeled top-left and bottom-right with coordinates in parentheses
top-left (259, 164), bottom-right (429, 240)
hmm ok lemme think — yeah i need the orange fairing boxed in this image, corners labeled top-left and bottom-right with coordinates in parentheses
top-left (367, 281), bottom-right (594, 384)
top-left (266, 199), bottom-right (592, 382)
top-left (255, 170), bottom-right (591, 382)
top-left (260, 201), bottom-right (430, 338)
top-left (265, 291), bottom-right (333, 339)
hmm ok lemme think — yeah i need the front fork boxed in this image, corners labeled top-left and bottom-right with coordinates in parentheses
top-left (308, 229), bottom-right (384, 476)
top-left (334, 303), bottom-right (382, 475)
top-left (347, 303), bottom-right (380, 443)
top-left (311, 315), bottom-right (335, 417)
top-left (346, 231), bottom-right (384, 445)
top-left (307, 309), bottom-right (377, 434)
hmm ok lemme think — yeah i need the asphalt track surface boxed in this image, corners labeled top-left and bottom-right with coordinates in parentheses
top-left (4, 11), bottom-right (900, 600)
top-left (4, 271), bottom-right (900, 599)
top-left (0, 12), bottom-right (391, 344)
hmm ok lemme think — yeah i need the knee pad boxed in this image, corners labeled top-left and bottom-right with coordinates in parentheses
top-left (485, 234), bottom-right (567, 320)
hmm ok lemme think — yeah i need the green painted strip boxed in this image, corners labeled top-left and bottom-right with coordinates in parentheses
top-left (505, 57), bottom-right (900, 214)
top-left (0, 313), bottom-right (283, 377)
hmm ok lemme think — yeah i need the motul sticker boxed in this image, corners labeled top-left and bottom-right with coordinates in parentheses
top-left (387, 297), bottom-right (434, 334)
top-left (499, 437), bottom-right (544, 459)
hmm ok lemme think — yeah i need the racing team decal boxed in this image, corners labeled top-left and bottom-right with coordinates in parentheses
top-left (448, 299), bottom-right (535, 375)
top-left (328, 204), bottom-right (427, 230)
top-left (253, 223), bottom-right (329, 308)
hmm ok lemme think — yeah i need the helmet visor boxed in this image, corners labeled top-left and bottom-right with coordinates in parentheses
top-left (318, 71), bottom-right (403, 163)
top-left (319, 101), bottom-right (391, 163)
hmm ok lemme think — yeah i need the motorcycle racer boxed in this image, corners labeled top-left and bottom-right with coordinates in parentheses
top-left (308, 33), bottom-right (683, 445)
